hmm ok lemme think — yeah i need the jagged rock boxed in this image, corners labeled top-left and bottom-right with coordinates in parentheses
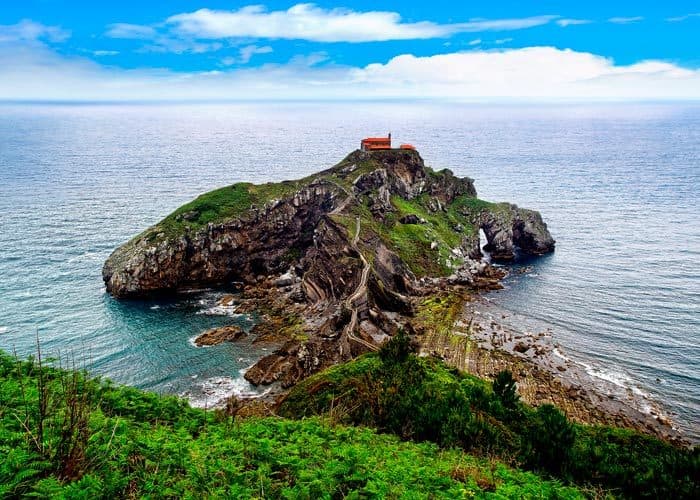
top-left (514, 342), bottom-right (530, 354)
top-left (103, 181), bottom-right (343, 298)
top-left (399, 214), bottom-right (422, 224)
top-left (194, 325), bottom-right (245, 346)
top-left (479, 205), bottom-right (555, 261)
top-left (218, 294), bottom-right (237, 306)
top-left (274, 269), bottom-right (296, 287)
top-left (426, 168), bottom-right (477, 202)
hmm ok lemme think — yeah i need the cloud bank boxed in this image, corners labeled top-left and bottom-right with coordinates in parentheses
top-left (109, 4), bottom-right (558, 44)
top-left (1, 39), bottom-right (698, 101)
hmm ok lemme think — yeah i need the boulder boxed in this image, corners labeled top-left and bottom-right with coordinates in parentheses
top-left (194, 325), bottom-right (245, 346)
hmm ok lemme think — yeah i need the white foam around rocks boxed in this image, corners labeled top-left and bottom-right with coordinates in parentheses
top-left (184, 374), bottom-right (268, 409)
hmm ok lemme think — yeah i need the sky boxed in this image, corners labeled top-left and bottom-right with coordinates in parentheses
top-left (1, 1), bottom-right (699, 100)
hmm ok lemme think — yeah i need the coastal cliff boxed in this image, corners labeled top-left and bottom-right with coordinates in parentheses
top-left (103, 149), bottom-right (555, 386)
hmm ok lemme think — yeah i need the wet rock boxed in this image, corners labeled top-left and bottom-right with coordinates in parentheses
top-left (514, 342), bottom-right (530, 354)
top-left (274, 269), bottom-right (295, 287)
top-left (218, 294), bottom-right (237, 306)
top-left (244, 353), bottom-right (294, 385)
top-left (194, 325), bottom-right (245, 346)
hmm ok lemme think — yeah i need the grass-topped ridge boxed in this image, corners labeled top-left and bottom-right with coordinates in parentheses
top-left (145, 179), bottom-right (311, 241)
top-left (133, 149), bottom-right (419, 244)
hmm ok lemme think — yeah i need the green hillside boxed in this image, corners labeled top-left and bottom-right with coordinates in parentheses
top-left (0, 350), bottom-right (580, 498)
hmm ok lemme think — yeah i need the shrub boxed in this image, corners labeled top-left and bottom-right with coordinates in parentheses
top-left (378, 329), bottom-right (418, 364)
top-left (280, 352), bottom-right (699, 498)
top-left (525, 404), bottom-right (575, 476)
top-left (493, 370), bottom-right (519, 409)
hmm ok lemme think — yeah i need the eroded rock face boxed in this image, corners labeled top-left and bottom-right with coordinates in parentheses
top-left (194, 325), bottom-right (245, 346)
top-left (480, 205), bottom-right (556, 261)
top-left (103, 181), bottom-right (343, 298)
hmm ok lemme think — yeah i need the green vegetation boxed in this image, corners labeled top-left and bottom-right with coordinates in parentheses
top-left (0, 350), bottom-right (582, 498)
top-left (3, 337), bottom-right (696, 498)
top-left (279, 333), bottom-right (700, 498)
top-left (345, 191), bottom-right (490, 277)
top-left (415, 292), bottom-right (467, 337)
top-left (149, 179), bottom-right (306, 241)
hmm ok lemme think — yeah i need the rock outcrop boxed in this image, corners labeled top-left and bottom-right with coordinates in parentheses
top-left (103, 181), bottom-right (343, 298)
top-left (479, 205), bottom-right (556, 261)
top-left (104, 148), bottom-right (555, 387)
top-left (194, 325), bottom-right (245, 346)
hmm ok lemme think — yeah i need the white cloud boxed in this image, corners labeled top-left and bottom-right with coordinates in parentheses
top-left (139, 38), bottom-right (223, 54)
top-left (666, 13), bottom-right (700, 22)
top-left (288, 51), bottom-right (329, 67)
top-left (165, 4), bottom-right (557, 42)
top-left (556, 18), bottom-right (592, 27)
top-left (0, 42), bottom-right (698, 101)
top-left (238, 44), bottom-right (273, 63)
top-left (494, 38), bottom-right (513, 45)
top-left (350, 48), bottom-right (699, 99)
top-left (105, 23), bottom-right (156, 39)
top-left (221, 44), bottom-right (273, 65)
top-left (93, 50), bottom-right (119, 56)
top-left (468, 39), bottom-right (481, 46)
top-left (0, 19), bottom-right (70, 43)
top-left (608, 16), bottom-right (644, 24)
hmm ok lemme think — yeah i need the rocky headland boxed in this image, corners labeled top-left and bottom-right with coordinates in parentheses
top-left (103, 148), bottom-right (682, 442)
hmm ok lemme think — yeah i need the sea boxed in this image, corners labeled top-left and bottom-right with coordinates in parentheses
top-left (0, 102), bottom-right (698, 440)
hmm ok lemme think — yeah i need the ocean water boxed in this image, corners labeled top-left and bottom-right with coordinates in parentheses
top-left (0, 102), bottom-right (698, 439)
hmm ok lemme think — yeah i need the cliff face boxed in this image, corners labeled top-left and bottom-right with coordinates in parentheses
top-left (104, 149), bottom-right (554, 386)
top-left (103, 181), bottom-right (343, 298)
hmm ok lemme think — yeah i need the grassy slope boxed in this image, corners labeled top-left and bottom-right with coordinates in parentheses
top-left (0, 351), bottom-right (582, 498)
top-left (279, 341), bottom-right (699, 499)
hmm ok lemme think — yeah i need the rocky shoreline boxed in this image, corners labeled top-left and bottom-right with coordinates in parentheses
top-left (187, 278), bottom-right (687, 445)
top-left (431, 293), bottom-right (686, 445)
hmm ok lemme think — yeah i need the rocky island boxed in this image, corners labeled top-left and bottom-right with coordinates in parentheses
top-left (104, 149), bottom-right (553, 376)
top-left (103, 147), bottom-right (681, 443)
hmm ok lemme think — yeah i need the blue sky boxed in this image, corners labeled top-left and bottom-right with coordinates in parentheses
top-left (1, 1), bottom-right (699, 100)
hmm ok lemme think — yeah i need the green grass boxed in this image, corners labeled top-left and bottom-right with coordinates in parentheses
top-left (279, 337), bottom-right (700, 499)
top-left (347, 192), bottom-right (487, 277)
top-left (0, 351), bottom-right (582, 498)
top-left (148, 180), bottom-right (307, 241)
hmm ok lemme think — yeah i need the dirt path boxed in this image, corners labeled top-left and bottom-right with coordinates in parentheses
top-left (344, 216), bottom-right (377, 351)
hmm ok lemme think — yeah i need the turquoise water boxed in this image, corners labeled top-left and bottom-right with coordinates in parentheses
top-left (0, 102), bottom-right (698, 438)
